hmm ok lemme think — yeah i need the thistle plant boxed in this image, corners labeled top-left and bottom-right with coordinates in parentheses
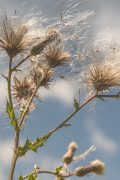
top-left (1, 1), bottom-right (120, 180)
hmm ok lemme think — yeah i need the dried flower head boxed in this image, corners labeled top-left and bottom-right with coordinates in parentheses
top-left (31, 29), bottom-right (59, 56)
top-left (90, 159), bottom-right (105, 175)
top-left (0, 13), bottom-right (40, 58)
top-left (63, 142), bottom-right (77, 164)
top-left (42, 43), bottom-right (70, 68)
top-left (85, 63), bottom-right (120, 92)
top-left (30, 63), bottom-right (53, 88)
top-left (75, 159), bottom-right (105, 177)
top-left (13, 77), bottom-right (35, 101)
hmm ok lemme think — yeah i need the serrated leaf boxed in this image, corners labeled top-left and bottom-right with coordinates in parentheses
top-left (6, 100), bottom-right (15, 120)
top-left (10, 119), bottom-right (18, 127)
top-left (18, 134), bottom-right (51, 157)
top-left (74, 98), bottom-right (79, 110)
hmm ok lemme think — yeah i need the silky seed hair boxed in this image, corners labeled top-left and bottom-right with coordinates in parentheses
top-left (85, 62), bottom-right (120, 93)
top-left (12, 76), bottom-right (35, 101)
top-left (0, 13), bottom-right (42, 58)
top-left (42, 42), bottom-right (70, 68)
top-left (30, 63), bottom-right (53, 88)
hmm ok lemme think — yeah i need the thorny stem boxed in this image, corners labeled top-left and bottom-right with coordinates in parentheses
top-left (8, 57), bottom-right (19, 180)
top-left (8, 55), bottom-right (32, 180)
top-left (23, 169), bottom-right (57, 179)
top-left (23, 167), bottom-right (75, 179)
top-left (18, 71), bottom-right (46, 127)
top-left (30, 92), bottom-right (97, 158)
top-left (48, 92), bottom-right (97, 136)
top-left (9, 131), bottom-right (19, 180)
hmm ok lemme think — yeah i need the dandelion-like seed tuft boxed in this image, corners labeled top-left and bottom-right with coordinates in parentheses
top-left (42, 42), bottom-right (70, 68)
top-left (0, 13), bottom-right (40, 58)
top-left (90, 159), bottom-right (105, 175)
top-left (75, 159), bottom-right (105, 177)
top-left (13, 77), bottom-right (35, 101)
top-left (63, 142), bottom-right (77, 164)
top-left (30, 63), bottom-right (53, 88)
top-left (31, 29), bottom-right (59, 56)
top-left (85, 63), bottom-right (120, 92)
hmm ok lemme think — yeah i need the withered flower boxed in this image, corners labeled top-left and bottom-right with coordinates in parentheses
top-left (42, 43), bottom-right (70, 68)
top-left (63, 142), bottom-right (77, 164)
top-left (75, 159), bottom-right (105, 177)
top-left (85, 63), bottom-right (120, 92)
top-left (30, 63), bottom-right (53, 88)
top-left (13, 77), bottom-right (35, 101)
top-left (31, 29), bottom-right (59, 56)
top-left (0, 14), bottom-right (39, 58)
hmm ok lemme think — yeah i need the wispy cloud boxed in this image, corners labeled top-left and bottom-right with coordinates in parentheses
top-left (0, 139), bottom-right (13, 166)
top-left (0, 78), bottom-right (7, 106)
top-left (39, 79), bottom-right (76, 106)
top-left (85, 119), bottom-right (119, 154)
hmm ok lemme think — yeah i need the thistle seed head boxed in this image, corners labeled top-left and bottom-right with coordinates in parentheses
top-left (90, 159), bottom-right (105, 175)
top-left (30, 63), bottom-right (53, 88)
top-left (63, 142), bottom-right (77, 164)
top-left (42, 42), bottom-right (70, 68)
top-left (31, 29), bottom-right (59, 56)
top-left (85, 63), bottom-right (120, 92)
top-left (13, 76), bottom-right (35, 101)
top-left (0, 13), bottom-right (41, 58)
top-left (75, 159), bottom-right (105, 177)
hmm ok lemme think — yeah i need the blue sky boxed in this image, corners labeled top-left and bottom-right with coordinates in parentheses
top-left (0, 0), bottom-right (120, 180)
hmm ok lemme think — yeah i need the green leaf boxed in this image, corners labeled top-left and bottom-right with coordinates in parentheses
top-left (6, 100), bottom-right (15, 120)
top-left (74, 98), bottom-right (79, 111)
top-left (18, 134), bottom-right (51, 157)
top-left (19, 176), bottom-right (24, 180)
top-left (28, 175), bottom-right (36, 180)
top-left (56, 166), bottom-right (63, 173)
top-left (6, 100), bottom-right (18, 128)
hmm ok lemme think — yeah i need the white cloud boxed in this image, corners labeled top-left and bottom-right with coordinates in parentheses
top-left (0, 140), bottom-right (13, 166)
top-left (39, 79), bottom-right (76, 106)
top-left (0, 78), bottom-right (7, 106)
top-left (86, 120), bottom-right (118, 154)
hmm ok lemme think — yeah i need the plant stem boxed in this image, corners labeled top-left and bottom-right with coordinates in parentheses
top-left (18, 69), bottom-right (47, 127)
top-left (12, 54), bottom-right (31, 71)
top-left (48, 92), bottom-right (97, 135)
top-left (8, 57), bottom-right (19, 180)
top-left (9, 131), bottom-right (19, 180)
top-left (31, 93), bottom-right (97, 152)
top-left (97, 93), bottom-right (120, 99)
top-left (8, 57), bottom-right (13, 108)
top-left (23, 169), bottom-right (56, 179)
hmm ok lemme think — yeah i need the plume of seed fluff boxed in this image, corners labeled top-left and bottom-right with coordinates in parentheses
top-left (75, 159), bottom-right (105, 177)
top-left (31, 29), bottom-right (59, 56)
top-left (30, 63), bottom-right (53, 88)
top-left (0, 13), bottom-right (42, 58)
top-left (42, 42), bottom-right (70, 68)
top-left (84, 62), bottom-right (120, 93)
top-left (63, 142), bottom-right (78, 164)
top-left (12, 76), bottom-right (35, 101)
